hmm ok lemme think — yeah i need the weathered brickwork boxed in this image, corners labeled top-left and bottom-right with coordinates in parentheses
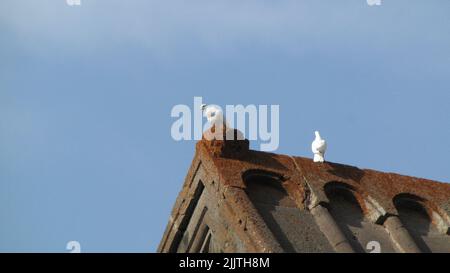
top-left (158, 130), bottom-right (450, 253)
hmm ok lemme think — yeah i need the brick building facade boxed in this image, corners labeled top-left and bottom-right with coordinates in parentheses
top-left (158, 129), bottom-right (450, 253)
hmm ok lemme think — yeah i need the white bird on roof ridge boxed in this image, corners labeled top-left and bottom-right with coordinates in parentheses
top-left (311, 131), bottom-right (327, 163)
top-left (201, 104), bottom-right (229, 129)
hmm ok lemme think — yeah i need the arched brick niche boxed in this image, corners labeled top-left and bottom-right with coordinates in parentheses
top-left (324, 182), bottom-right (396, 253)
top-left (243, 170), bottom-right (333, 253)
top-left (393, 193), bottom-right (450, 252)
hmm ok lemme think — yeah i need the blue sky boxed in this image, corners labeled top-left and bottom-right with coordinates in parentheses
top-left (1, 0), bottom-right (449, 252)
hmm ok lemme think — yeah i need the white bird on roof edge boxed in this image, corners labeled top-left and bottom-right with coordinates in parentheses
top-left (311, 131), bottom-right (327, 163)
top-left (201, 104), bottom-right (229, 128)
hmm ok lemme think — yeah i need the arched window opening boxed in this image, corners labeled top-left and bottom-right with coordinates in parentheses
top-left (243, 170), bottom-right (333, 252)
top-left (394, 194), bottom-right (450, 253)
top-left (324, 182), bottom-right (396, 253)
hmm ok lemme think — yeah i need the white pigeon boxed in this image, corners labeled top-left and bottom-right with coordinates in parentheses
top-left (201, 104), bottom-right (229, 129)
top-left (311, 131), bottom-right (327, 163)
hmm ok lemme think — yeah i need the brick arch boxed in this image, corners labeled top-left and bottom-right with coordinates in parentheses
top-left (242, 169), bottom-right (334, 252)
top-left (323, 182), bottom-right (364, 219)
top-left (324, 181), bottom-right (387, 222)
top-left (242, 169), bottom-right (286, 183)
top-left (393, 193), bottom-right (450, 251)
top-left (243, 170), bottom-right (290, 208)
top-left (393, 193), bottom-right (449, 233)
top-left (323, 181), bottom-right (396, 252)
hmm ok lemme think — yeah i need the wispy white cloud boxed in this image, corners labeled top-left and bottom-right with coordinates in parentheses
top-left (1, 0), bottom-right (449, 64)
top-left (0, 0), bottom-right (363, 58)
